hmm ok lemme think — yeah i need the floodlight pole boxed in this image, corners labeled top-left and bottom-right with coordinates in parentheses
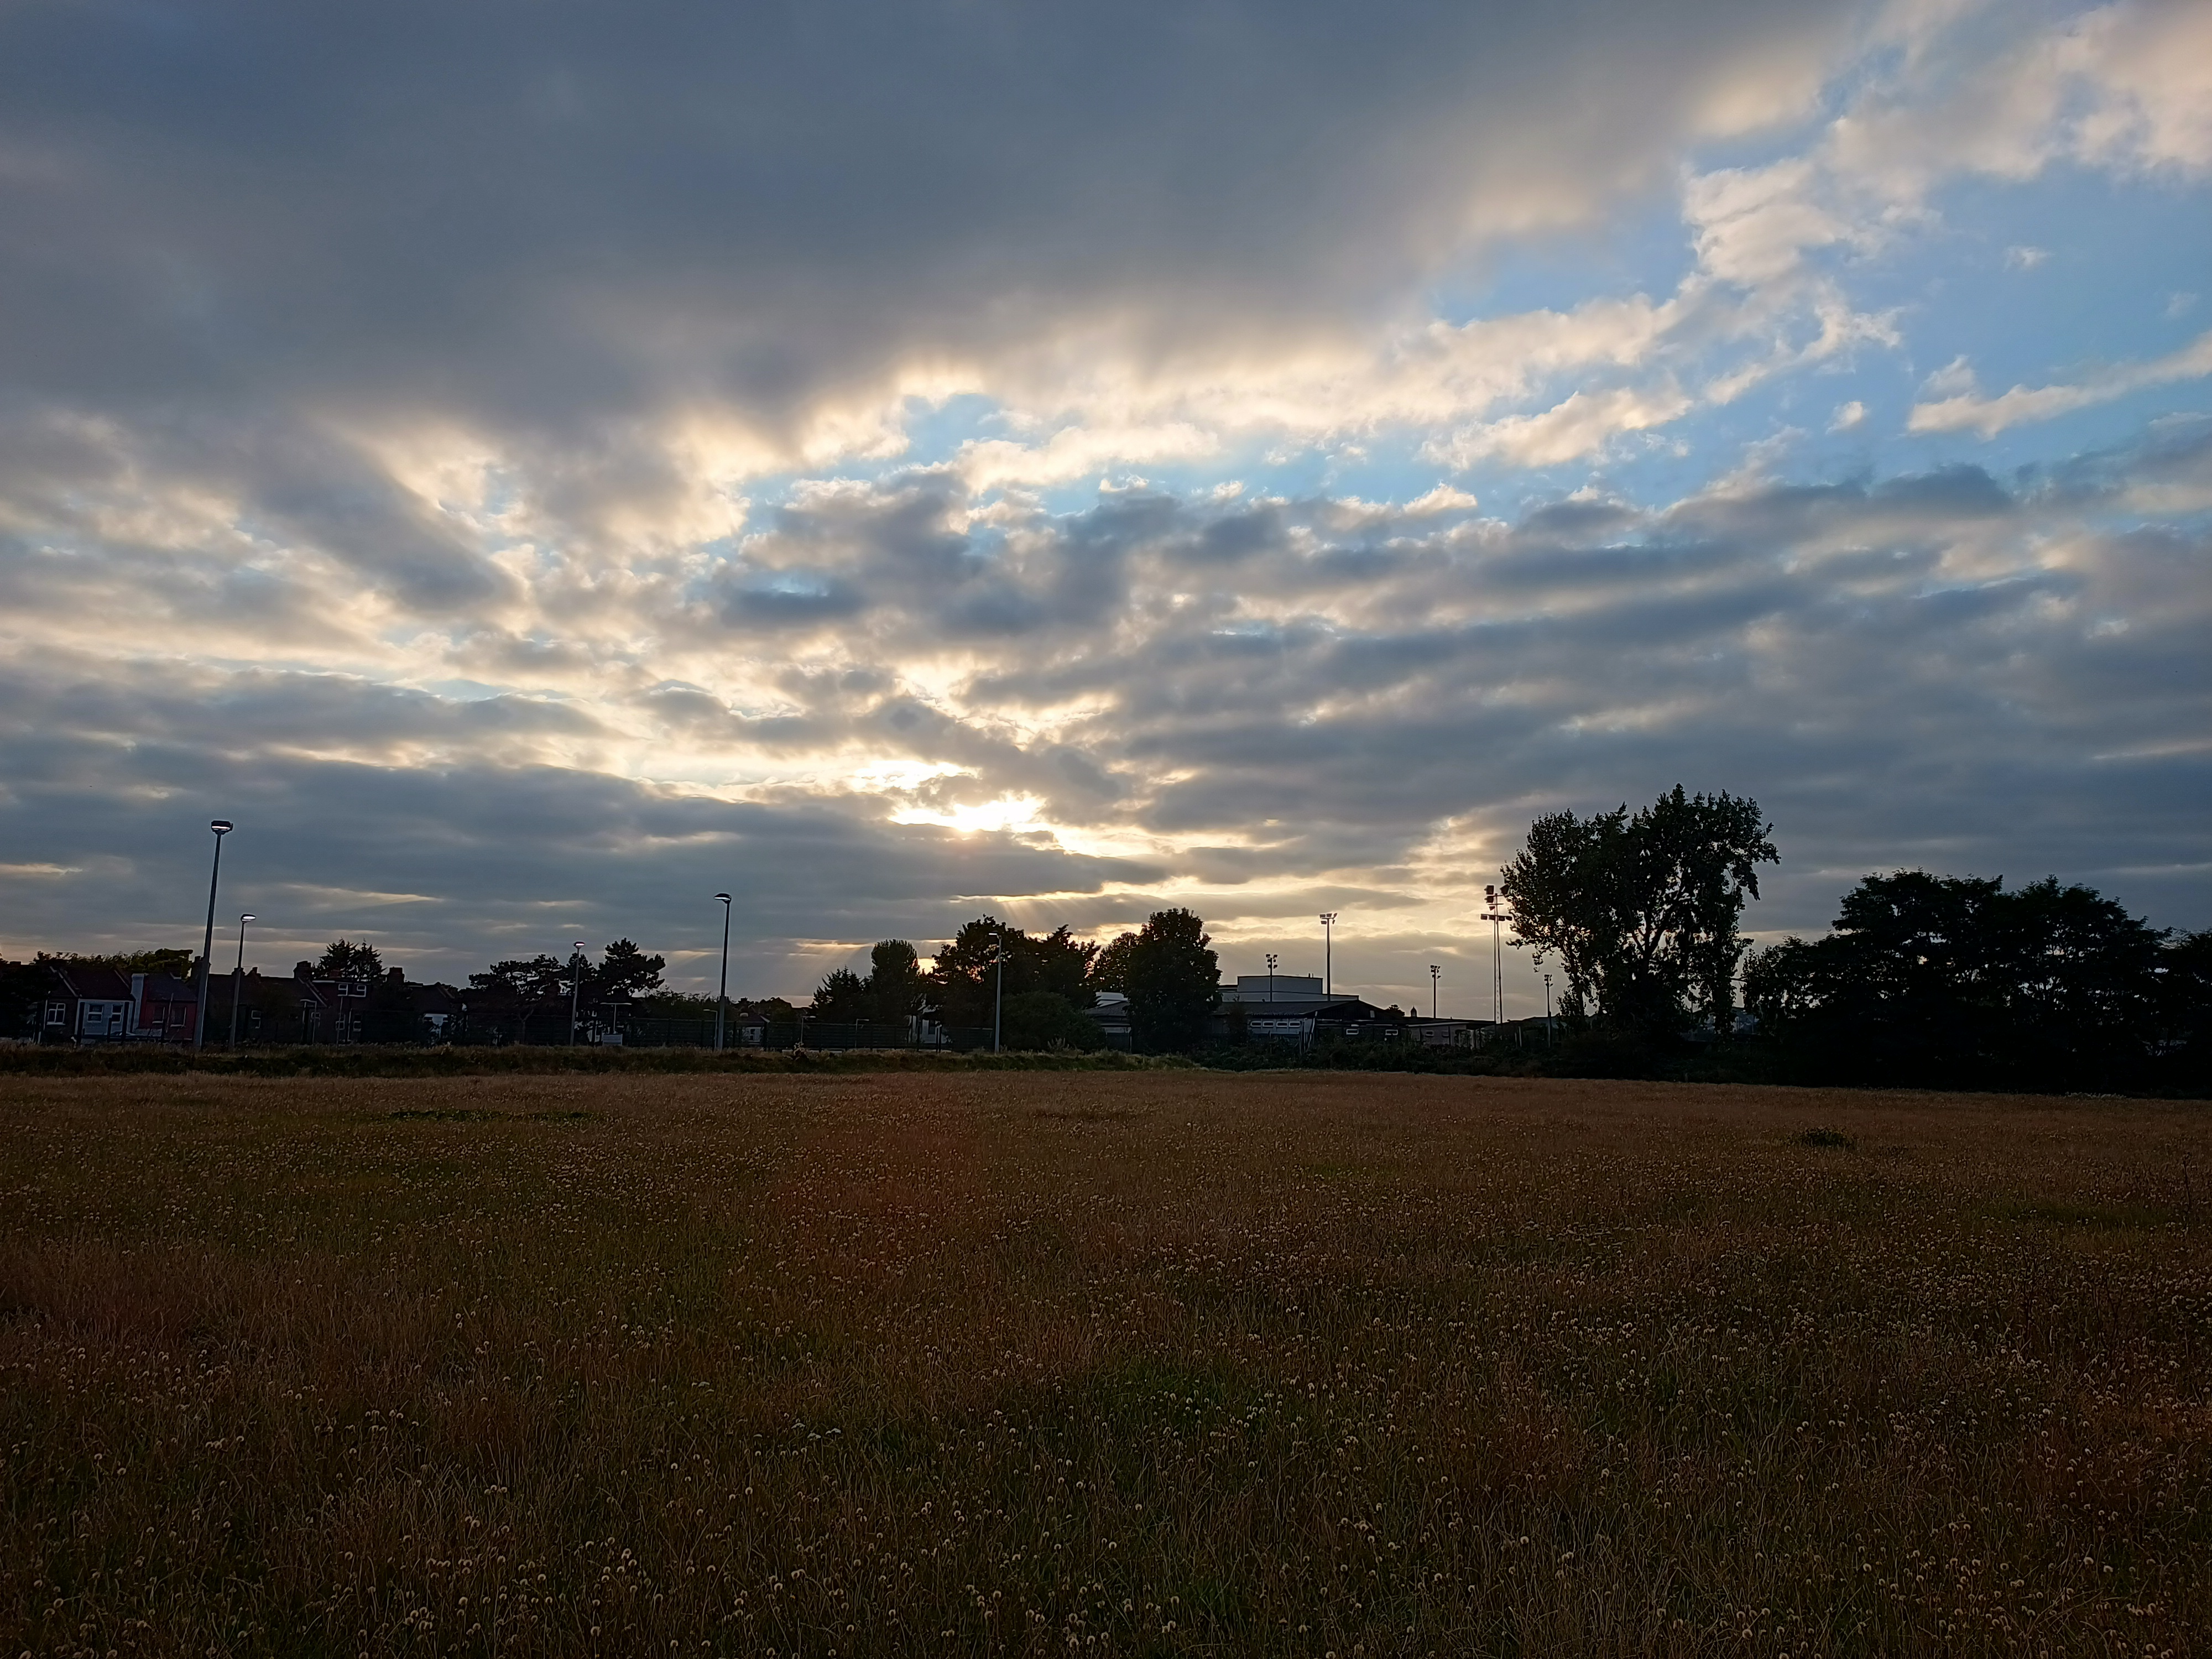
top-left (1318, 913), bottom-right (1338, 998)
top-left (714, 894), bottom-right (733, 1051)
top-left (1544, 971), bottom-right (1554, 1044)
top-left (193, 820), bottom-right (232, 1050)
top-left (1430, 963), bottom-right (1440, 1020)
top-left (568, 940), bottom-right (586, 1045)
top-left (1266, 952), bottom-right (1278, 1003)
top-left (1481, 886), bottom-right (1510, 1029)
top-left (228, 913), bottom-right (255, 1047)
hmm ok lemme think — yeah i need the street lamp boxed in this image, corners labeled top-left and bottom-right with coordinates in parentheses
top-left (568, 940), bottom-right (587, 1045)
top-left (1265, 952), bottom-right (1278, 1003)
top-left (228, 914), bottom-right (255, 1047)
top-left (1544, 971), bottom-right (1555, 1044)
top-left (992, 930), bottom-right (1005, 1054)
top-left (193, 820), bottom-right (233, 1050)
top-left (1480, 886), bottom-right (1511, 1029)
top-left (1318, 913), bottom-right (1338, 999)
top-left (1430, 963), bottom-right (1441, 1020)
top-left (713, 894), bottom-right (733, 1051)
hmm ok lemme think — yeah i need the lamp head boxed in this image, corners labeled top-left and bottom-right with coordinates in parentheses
top-left (714, 892), bottom-right (732, 904)
top-left (241, 913), bottom-right (255, 924)
top-left (210, 819), bottom-right (233, 834)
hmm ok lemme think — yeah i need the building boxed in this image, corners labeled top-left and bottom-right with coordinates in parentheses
top-left (1215, 993), bottom-right (1392, 1047)
top-left (1092, 991), bottom-right (1131, 1050)
top-left (42, 963), bottom-right (199, 1044)
top-left (1220, 973), bottom-right (1325, 1004)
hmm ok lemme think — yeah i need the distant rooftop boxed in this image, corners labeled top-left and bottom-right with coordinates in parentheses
top-left (1223, 973), bottom-right (1324, 1003)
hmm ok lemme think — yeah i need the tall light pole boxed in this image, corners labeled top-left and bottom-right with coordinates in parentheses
top-left (992, 930), bottom-right (1005, 1054)
top-left (228, 914), bottom-right (254, 1047)
top-left (1265, 952), bottom-right (1278, 1003)
top-left (1481, 886), bottom-right (1510, 1028)
top-left (568, 940), bottom-right (587, 1045)
top-left (1430, 963), bottom-right (1441, 1020)
top-left (713, 893), bottom-right (733, 1051)
top-left (1544, 971), bottom-right (1554, 1044)
top-left (1318, 913), bottom-right (1338, 999)
top-left (193, 820), bottom-right (232, 1050)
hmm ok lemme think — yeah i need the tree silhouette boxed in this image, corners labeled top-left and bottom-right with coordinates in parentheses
top-left (1125, 908), bottom-right (1220, 1053)
top-left (1501, 786), bottom-right (1775, 1035)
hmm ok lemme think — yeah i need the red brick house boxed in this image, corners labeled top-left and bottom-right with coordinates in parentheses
top-left (43, 964), bottom-right (199, 1044)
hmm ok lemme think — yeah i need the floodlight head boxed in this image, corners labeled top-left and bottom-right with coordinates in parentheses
top-left (714, 892), bottom-right (732, 904)
top-left (210, 819), bottom-right (233, 834)
top-left (241, 913), bottom-right (255, 924)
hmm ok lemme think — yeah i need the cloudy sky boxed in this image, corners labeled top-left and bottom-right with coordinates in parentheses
top-left (2, 0), bottom-right (2208, 1013)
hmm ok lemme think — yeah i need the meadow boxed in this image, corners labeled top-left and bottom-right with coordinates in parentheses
top-left (2, 1071), bottom-right (2207, 1658)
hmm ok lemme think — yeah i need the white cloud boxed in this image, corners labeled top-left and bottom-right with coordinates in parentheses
top-left (1428, 384), bottom-right (1696, 468)
top-left (2004, 244), bottom-right (2050, 269)
top-left (1403, 484), bottom-right (1481, 515)
top-left (1909, 329), bottom-right (2212, 436)
top-left (1830, 399), bottom-right (1868, 431)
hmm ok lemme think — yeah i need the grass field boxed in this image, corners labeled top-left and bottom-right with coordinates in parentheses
top-left (3, 1072), bottom-right (2208, 1658)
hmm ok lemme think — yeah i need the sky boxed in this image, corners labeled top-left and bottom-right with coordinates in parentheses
top-left (1, 0), bottom-right (2208, 1016)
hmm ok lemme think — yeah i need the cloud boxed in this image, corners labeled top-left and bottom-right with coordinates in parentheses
top-left (1908, 328), bottom-right (2212, 435)
top-left (1431, 385), bottom-right (1697, 468)
top-left (10, 432), bottom-right (2208, 989)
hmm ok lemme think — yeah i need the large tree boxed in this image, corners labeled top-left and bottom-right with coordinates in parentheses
top-left (926, 920), bottom-right (1099, 1029)
top-left (466, 954), bottom-right (567, 1041)
top-left (1744, 871), bottom-right (2173, 1088)
top-left (592, 939), bottom-right (666, 1001)
top-left (315, 938), bottom-right (383, 981)
top-left (863, 940), bottom-right (926, 1025)
top-left (1500, 786), bottom-right (1776, 1036)
top-left (1089, 931), bottom-right (1139, 994)
top-left (1124, 908), bottom-right (1220, 1053)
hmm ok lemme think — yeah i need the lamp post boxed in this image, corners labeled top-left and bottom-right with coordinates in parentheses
top-left (713, 893), bottom-right (733, 1051)
top-left (1544, 971), bottom-right (1554, 1044)
top-left (1430, 963), bottom-right (1441, 1020)
top-left (1265, 952), bottom-right (1278, 1002)
top-left (992, 930), bottom-right (1005, 1054)
top-left (568, 940), bottom-right (587, 1045)
top-left (192, 820), bottom-right (232, 1050)
top-left (228, 914), bottom-right (254, 1047)
top-left (1480, 886), bottom-right (1510, 1029)
top-left (1318, 913), bottom-right (1338, 998)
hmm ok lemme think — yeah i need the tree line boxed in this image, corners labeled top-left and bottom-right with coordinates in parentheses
top-left (6, 786), bottom-right (2206, 1088)
top-left (806, 909), bottom-right (1221, 1051)
top-left (1498, 785), bottom-right (2210, 1092)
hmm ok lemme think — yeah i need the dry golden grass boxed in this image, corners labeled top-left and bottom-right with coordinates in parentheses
top-left (2, 1071), bottom-right (2208, 1658)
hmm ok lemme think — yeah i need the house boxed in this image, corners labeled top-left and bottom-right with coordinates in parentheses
top-left (44, 963), bottom-right (135, 1042)
top-left (41, 963), bottom-right (199, 1044)
top-left (291, 966), bottom-right (372, 1042)
top-left (128, 972), bottom-right (201, 1041)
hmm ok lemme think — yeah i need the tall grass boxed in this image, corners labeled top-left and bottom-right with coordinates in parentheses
top-left (2, 1072), bottom-right (2207, 1656)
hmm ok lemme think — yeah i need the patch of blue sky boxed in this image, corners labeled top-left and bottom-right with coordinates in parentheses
top-left (891, 391), bottom-right (1013, 466)
top-left (1871, 166), bottom-right (2212, 387)
top-left (1423, 189), bottom-right (1697, 329)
